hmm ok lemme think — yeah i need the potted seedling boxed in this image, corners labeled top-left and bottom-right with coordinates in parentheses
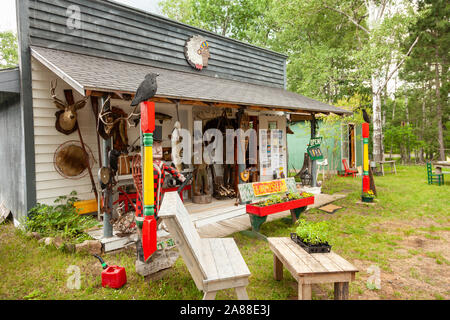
top-left (361, 190), bottom-right (375, 203)
top-left (290, 219), bottom-right (332, 253)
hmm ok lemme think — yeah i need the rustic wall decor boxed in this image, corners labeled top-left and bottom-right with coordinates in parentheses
top-left (50, 80), bottom-right (88, 135)
top-left (184, 35), bottom-right (210, 70)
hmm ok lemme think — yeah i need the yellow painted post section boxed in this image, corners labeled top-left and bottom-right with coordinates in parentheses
top-left (143, 145), bottom-right (154, 210)
top-left (363, 144), bottom-right (369, 172)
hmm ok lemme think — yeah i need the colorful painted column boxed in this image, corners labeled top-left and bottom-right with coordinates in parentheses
top-left (362, 122), bottom-right (370, 193)
top-left (140, 101), bottom-right (157, 261)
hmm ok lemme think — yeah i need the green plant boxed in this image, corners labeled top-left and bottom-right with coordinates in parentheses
top-left (362, 190), bottom-right (375, 198)
top-left (255, 192), bottom-right (313, 207)
top-left (295, 219), bottom-right (331, 245)
top-left (25, 191), bottom-right (98, 242)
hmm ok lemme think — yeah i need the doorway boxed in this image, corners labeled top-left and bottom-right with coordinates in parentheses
top-left (342, 123), bottom-right (356, 168)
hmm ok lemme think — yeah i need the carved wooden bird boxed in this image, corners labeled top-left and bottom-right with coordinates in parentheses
top-left (362, 109), bottom-right (371, 124)
top-left (130, 73), bottom-right (160, 106)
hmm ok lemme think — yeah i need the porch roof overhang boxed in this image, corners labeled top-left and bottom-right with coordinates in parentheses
top-left (31, 46), bottom-right (352, 116)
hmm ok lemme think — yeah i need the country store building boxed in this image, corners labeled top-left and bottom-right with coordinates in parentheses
top-left (0, 0), bottom-right (351, 231)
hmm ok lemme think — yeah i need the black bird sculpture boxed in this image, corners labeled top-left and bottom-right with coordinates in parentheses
top-left (130, 73), bottom-right (160, 106)
top-left (362, 108), bottom-right (371, 124)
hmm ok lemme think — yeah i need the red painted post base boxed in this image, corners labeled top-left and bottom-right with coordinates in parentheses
top-left (142, 215), bottom-right (157, 261)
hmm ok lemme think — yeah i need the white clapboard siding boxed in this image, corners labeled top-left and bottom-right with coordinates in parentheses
top-left (32, 58), bottom-right (100, 205)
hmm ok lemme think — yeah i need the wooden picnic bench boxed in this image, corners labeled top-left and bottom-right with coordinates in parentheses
top-left (238, 178), bottom-right (314, 240)
top-left (158, 191), bottom-right (251, 300)
top-left (268, 237), bottom-right (358, 300)
top-left (375, 160), bottom-right (397, 176)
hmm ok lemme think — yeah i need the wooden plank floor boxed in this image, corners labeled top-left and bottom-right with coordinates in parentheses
top-left (194, 193), bottom-right (347, 238)
top-left (90, 193), bottom-right (347, 250)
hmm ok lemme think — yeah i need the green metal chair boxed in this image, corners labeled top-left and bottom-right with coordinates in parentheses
top-left (427, 162), bottom-right (444, 186)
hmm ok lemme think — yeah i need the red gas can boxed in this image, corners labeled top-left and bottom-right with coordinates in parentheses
top-left (101, 265), bottom-right (127, 289)
top-left (93, 254), bottom-right (127, 289)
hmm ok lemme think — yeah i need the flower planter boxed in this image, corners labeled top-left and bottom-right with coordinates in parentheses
top-left (361, 195), bottom-right (374, 203)
top-left (290, 233), bottom-right (332, 254)
top-left (246, 196), bottom-right (315, 217)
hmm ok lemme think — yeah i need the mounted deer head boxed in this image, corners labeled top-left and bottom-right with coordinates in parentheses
top-left (51, 79), bottom-right (88, 135)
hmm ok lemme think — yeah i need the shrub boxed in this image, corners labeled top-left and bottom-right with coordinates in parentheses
top-left (25, 191), bottom-right (98, 242)
top-left (295, 219), bottom-right (331, 245)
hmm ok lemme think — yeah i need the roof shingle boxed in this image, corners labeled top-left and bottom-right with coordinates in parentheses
top-left (31, 46), bottom-right (351, 115)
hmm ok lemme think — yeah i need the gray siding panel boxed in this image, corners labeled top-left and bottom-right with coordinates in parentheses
top-left (0, 92), bottom-right (26, 220)
top-left (0, 69), bottom-right (20, 93)
top-left (28, 0), bottom-right (286, 88)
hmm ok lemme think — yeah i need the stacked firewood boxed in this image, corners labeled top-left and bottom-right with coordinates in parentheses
top-left (213, 184), bottom-right (236, 199)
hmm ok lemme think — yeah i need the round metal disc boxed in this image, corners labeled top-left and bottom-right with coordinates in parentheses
top-left (98, 167), bottom-right (111, 185)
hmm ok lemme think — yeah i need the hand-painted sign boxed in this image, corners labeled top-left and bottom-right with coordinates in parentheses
top-left (252, 179), bottom-right (287, 196)
top-left (238, 178), bottom-right (297, 203)
top-left (309, 137), bottom-right (322, 146)
top-left (307, 136), bottom-right (323, 160)
top-left (184, 35), bottom-right (210, 70)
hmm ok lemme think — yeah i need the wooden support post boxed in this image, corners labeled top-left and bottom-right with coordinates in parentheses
top-left (203, 291), bottom-right (217, 300)
top-left (235, 286), bottom-right (249, 300)
top-left (101, 95), bottom-right (113, 238)
top-left (310, 114), bottom-right (317, 187)
top-left (273, 254), bottom-right (283, 281)
top-left (298, 283), bottom-right (312, 300)
top-left (334, 282), bottom-right (349, 300)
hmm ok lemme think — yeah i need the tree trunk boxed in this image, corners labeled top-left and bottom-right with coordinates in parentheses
top-left (405, 95), bottom-right (410, 163)
top-left (372, 79), bottom-right (384, 162)
top-left (435, 48), bottom-right (445, 161)
top-left (419, 95), bottom-right (425, 163)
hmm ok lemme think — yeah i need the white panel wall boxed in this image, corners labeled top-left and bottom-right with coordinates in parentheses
top-left (32, 58), bottom-right (100, 205)
top-left (31, 58), bottom-right (194, 205)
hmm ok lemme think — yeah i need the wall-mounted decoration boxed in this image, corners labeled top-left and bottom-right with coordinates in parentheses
top-left (53, 140), bottom-right (95, 179)
top-left (184, 35), bottom-right (210, 70)
top-left (50, 80), bottom-right (88, 135)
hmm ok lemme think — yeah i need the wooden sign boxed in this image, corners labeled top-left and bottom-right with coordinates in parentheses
top-left (238, 178), bottom-right (297, 203)
top-left (252, 179), bottom-right (287, 196)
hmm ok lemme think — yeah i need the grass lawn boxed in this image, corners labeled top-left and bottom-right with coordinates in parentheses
top-left (0, 165), bottom-right (448, 300)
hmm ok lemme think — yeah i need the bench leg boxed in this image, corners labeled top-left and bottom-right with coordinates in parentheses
top-left (273, 254), bottom-right (283, 281)
top-left (235, 286), bottom-right (249, 300)
top-left (298, 283), bottom-right (312, 300)
top-left (203, 291), bottom-right (217, 300)
top-left (334, 282), bottom-right (349, 300)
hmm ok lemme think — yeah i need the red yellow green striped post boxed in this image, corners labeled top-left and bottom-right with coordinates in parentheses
top-left (362, 123), bottom-right (370, 193)
top-left (140, 101), bottom-right (157, 260)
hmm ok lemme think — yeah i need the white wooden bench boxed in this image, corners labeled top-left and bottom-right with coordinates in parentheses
top-left (158, 191), bottom-right (251, 300)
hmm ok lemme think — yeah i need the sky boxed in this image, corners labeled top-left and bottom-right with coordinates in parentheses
top-left (0, 0), bottom-right (163, 33)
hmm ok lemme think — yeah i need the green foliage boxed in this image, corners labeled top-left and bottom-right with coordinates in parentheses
top-left (255, 192), bottom-right (313, 207)
top-left (25, 191), bottom-right (98, 242)
top-left (0, 31), bottom-right (18, 68)
top-left (295, 219), bottom-right (330, 245)
top-left (159, 0), bottom-right (272, 44)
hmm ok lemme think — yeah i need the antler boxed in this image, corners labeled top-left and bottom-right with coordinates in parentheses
top-left (98, 95), bottom-right (140, 128)
top-left (73, 95), bottom-right (89, 111)
top-left (50, 79), bottom-right (68, 111)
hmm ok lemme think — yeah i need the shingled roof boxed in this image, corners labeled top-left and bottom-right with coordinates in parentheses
top-left (31, 46), bottom-right (351, 115)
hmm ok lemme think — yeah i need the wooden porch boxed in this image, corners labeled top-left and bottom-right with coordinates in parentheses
top-left (88, 192), bottom-right (346, 251)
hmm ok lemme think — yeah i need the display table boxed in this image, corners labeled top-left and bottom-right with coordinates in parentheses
top-left (268, 237), bottom-right (358, 300)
